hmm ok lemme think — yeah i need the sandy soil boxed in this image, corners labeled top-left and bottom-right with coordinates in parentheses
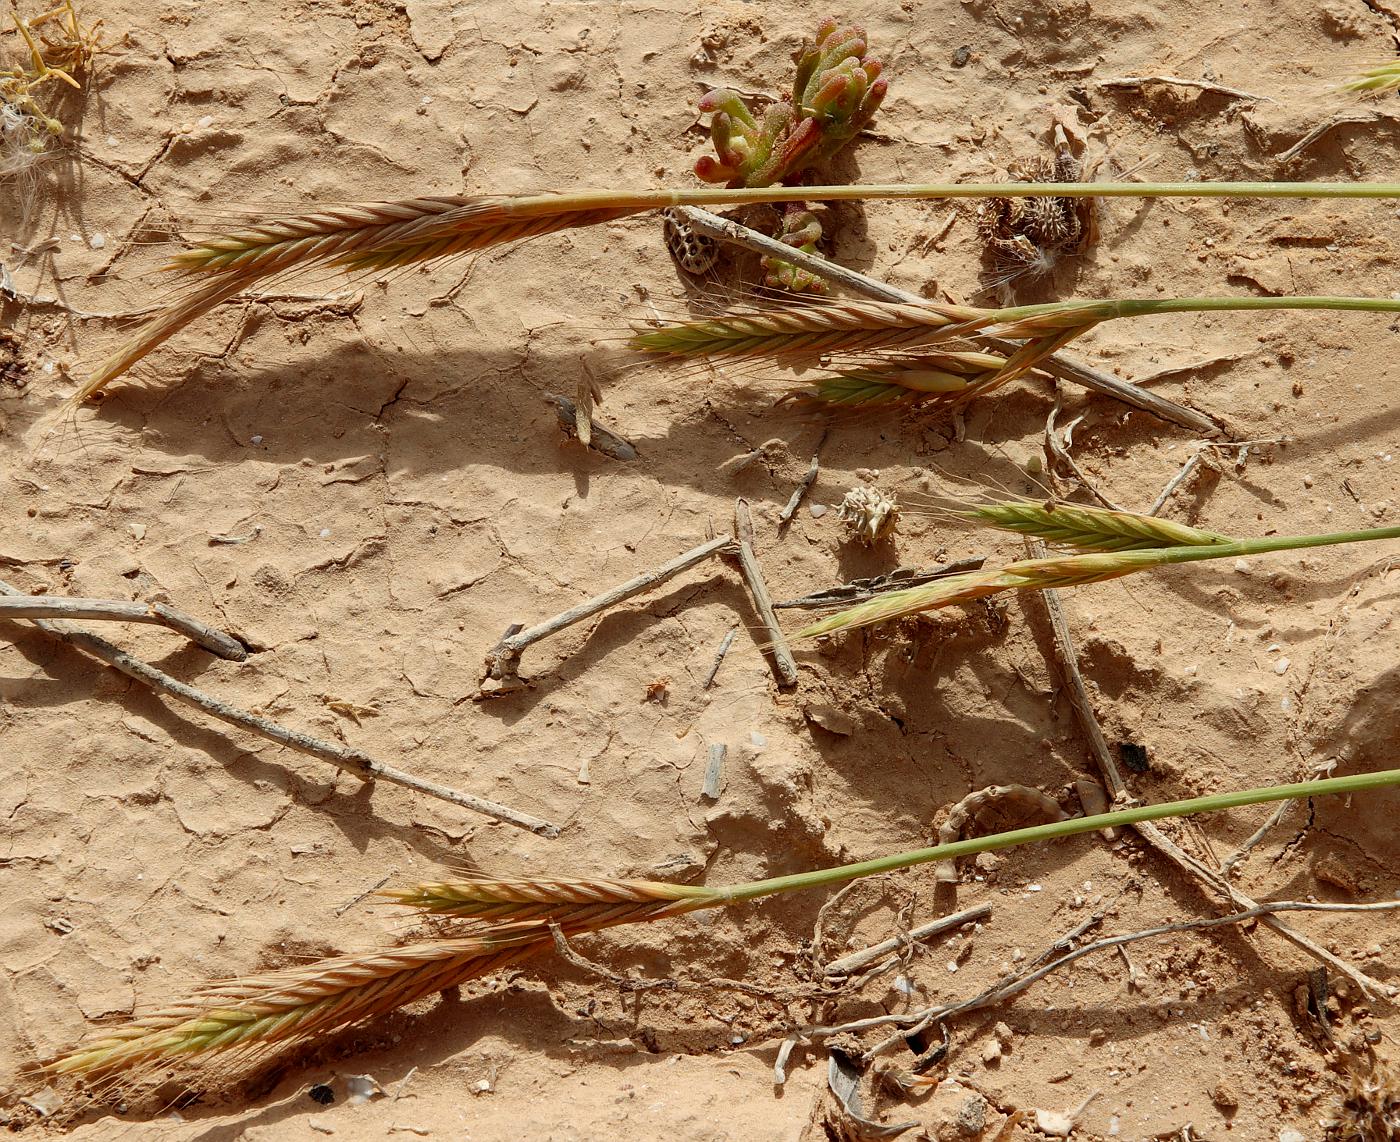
top-left (3, 1), bottom-right (1400, 1138)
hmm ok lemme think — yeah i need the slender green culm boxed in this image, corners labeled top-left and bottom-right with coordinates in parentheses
top-left (719, 768), bottom-right (1400, 903)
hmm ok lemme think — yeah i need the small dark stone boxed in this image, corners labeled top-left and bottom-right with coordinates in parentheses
top-left (1117, 742), bottom-right (1150, 773)
top-left (307, 1083), bottom-right (335, 1106)
top-left (951, 45), bottom-right (972, 68)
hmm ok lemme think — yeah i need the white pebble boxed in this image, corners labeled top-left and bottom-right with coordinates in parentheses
top-left (1281, 695), bottom-right (1294, 713)
top-left (88, 233), bottom-right (106, 249)
top-left (809, 503), bottom-right (827, 518)
top-left (1183, 663), bottom-right (1197, 676)
top-left (105, 135), bottom-right (118, 147)
top-left (1279, 1132), bottom-right (1306, 1142)
top-left (318, 527), bottom-right (331, 538)
top-left (1274, 658), bottom-right (1290, 675)
top-left (947, 960), bottom-right (959, 973)
top-left (197, 115), bottom-right (214, 129)
top-left (1233, 559), bottom-right (1251, 574)
top-left (250, 434), bottom-right (263, 445)
top-left (1026, 883), bottom-right (1043, 893)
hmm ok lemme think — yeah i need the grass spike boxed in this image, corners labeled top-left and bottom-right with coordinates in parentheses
top-left (77, 184), bottom-right (1400, 400)
top-left (47, 769), bottom-right (1400, 1081)
top-left (797, 523), bottom-right (1400, 637)
top-left (961, 499), bottom-right (1233, 552)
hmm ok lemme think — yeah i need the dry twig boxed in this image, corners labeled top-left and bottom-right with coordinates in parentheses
top-left (730, 499), bottom-right (799, 687)
top-left (823, 903), bottom-right (992, 978)
top-left (483, 535), bottom-right (732, 683)
top-left (1098, 75), bottom-right (1271, 102)
top-left (0, 578), bottom-right (557, 837)
top-left (1024, 554), bottom-right (1392, 999)
top-left (0, 594), bottom-right (246, 660)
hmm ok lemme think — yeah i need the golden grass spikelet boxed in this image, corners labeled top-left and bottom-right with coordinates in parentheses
top-left (796, 350), bottom-right (1007, 407)
top-left (794, 549), bottom-right (1175, 637)
top-left (49, 935), bottom-right (544, 1077)
top-left (962, 499), bottom-right (1233, 552)
top-left (383, 875), bottom-right (720, 918)
top-left (77, 195), bottom-right (642, 401)
top-left (630, 298), bottom-right (993, 362)
top-left (797, 521), bottom-right (1400, 637)
top-left (50, 877), bottom-right (725, 1080)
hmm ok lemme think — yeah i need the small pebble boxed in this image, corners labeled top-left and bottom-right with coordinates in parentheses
top-left (89, 233), bottom-right (106, 250)
top-left (319, 527), bottom-right (331, 538)
top-left (1233, 559), bottom-right (1251, 574)
top-left (250, 434), bottom-right (263, 445)
top-left (809, 503), bottom-right (827, 518)
top-left (1274, 657), bottom-right (1290, 675)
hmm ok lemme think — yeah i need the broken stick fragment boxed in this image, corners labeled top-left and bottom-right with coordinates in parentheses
top-left (483, 536), bottom-right (732, 684)
top-left (730, 498), bottom-right (799, 688)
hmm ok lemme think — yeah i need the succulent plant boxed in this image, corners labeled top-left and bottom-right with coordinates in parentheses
top-left (695, 20), bottom-right (886, 190)
top-left (693, 19), bottom-right (887, 292)
top-left (762, 205), bottom-right (828, 293)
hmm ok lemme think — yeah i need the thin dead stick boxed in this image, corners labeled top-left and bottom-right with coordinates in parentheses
top-left (1098, 75), bottom-right (1272, 102)
top-left (1219, 760), bottom-right (1334, 877)
top-left (859, 898), bottom-right (1400, 1060)
top-left (773, 558), bottom-right (988, 610)
top-left (1024, 561), bottom-right (1392, 999)
top-left (1044, 399), bottom-right (1126, 512)
top-left (779, 444), bottom-right (824, 527)
top-left (0, 578), bottom-right (558, 837)
top-left (335, 873), bottom-right (394, 917)
top-left (823, 903), bottom-right (992, 977)
top-left (673, 207), bottom-right (1225, 437)
top-left (484, 535), bottom-right (732, 680)
top-left (702, 626), bottom-right (738, 689)
top-left (0, 595), bottom-right (247, 661)
top-left (731, 499), bottom-right (799, 687)
top-left (1029, 543), bottom-right (1124, 804)
top-left (1147, 449), bottom-right (1204, 516)
top-left (1276, 112), bottom-right (1386, 164)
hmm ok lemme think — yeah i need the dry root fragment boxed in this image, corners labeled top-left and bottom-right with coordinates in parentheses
top-left (838, 485), bottom-right (899, 544)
